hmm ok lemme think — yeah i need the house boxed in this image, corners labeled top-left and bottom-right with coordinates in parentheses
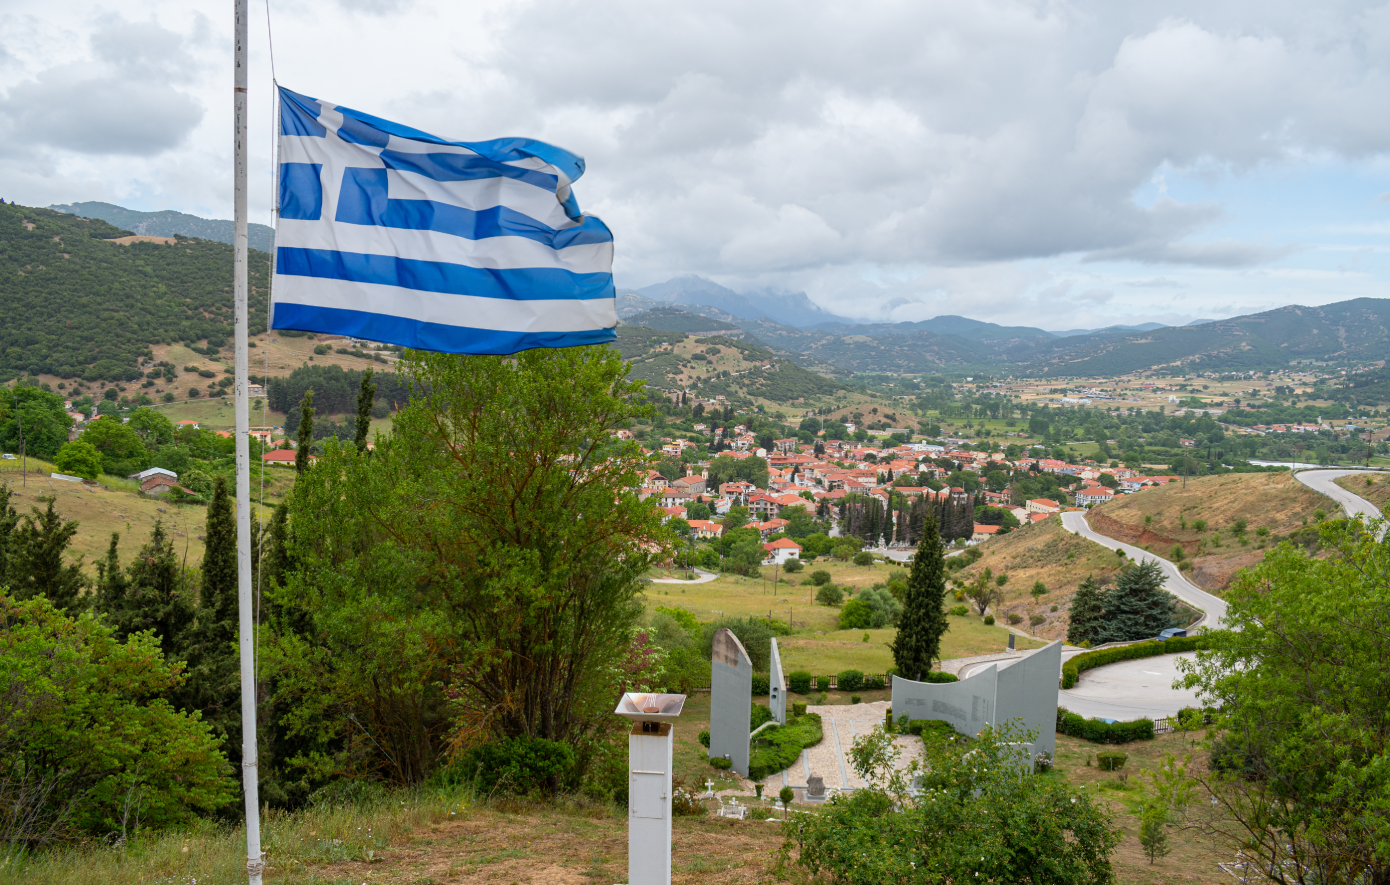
top-left (773, 438), bottom-right (797, 453)
top-left (688, 519), bottom-right (724, 540)
top-left (753, 518), bottom-right (790, 539)
top-left (130, 467), bottom-right (179, 483)
top-left (671, 475), bottom-right (707, 496)
top-left (1026, 498), bottom-right (1062, 514)
top-left (972, 524), bottom-right (1001, 541)
top-left (762, 537), bottom-right (803, 565)
top-left (140, 474), bottom-right (191, 497)
top-left (1075, 487), bottom-right (1115, 507)
top-left (660, 489), bottom-right (692, 508)
top-left (1029, 512), bottom-right (1052, 523)
top-left (262, 449), bottom-right (302, 467)
top-left (661, 505), bottom-right (688, 521)
top-left (176, 420), bottom-right (200, 431)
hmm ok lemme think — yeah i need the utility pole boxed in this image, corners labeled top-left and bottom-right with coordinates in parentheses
top-left (17, 413), bottom-right (24, 487)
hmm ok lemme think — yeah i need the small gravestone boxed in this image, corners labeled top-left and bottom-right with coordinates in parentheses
top-left (806, 775), bottom-right (825, 802)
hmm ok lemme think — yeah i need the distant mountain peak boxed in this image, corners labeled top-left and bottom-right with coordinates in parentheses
top-left (50, 201), bottom-right (275, 254)
top-left (634, 275), bottom-right (855, 327)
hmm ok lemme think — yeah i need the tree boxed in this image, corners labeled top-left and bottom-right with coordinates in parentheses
top-left (127, 407), bottom-right (176, 449)
top-left (706, 453), bottom-right (769, 490)
top-left (6, 499), bottom-right (86, 612)
top-left (1066, 576), bottom-right (1107, 645)
top-left (722, 505), bottom-right (750, 531)
top-left (53, 440), bottom-right (103, 480)
top-left (265, 345), bottom-right (670, 785)
top-left (963, 566), bottom-right (1002, 617)
top-left (354, 367), bottom-right (376, 453)
top-left (816, 584), bottom-right (844, 606)
top-left (838, 598), bottom-right (874, 629)
top-left (94, 532), bottom-right (128, 613)
top-left (792, 721), bottom-right (1120, 883)
top-left (0, 484), bottom-right (19, 589)
top-left (79, 416), bottom-right (149, 475)
top-left (97, 521), bottom-right (195, 661)
top-left (1174, 518), bottom-right (1390, 883)
top-left (0, 592), bottom-right (235, 845)
top-left (1094, 561), bottom-right (1175, 644)
top-left (295, 389), bottom-right (315, 474)
top-left (0, 386), bottom-right (73, 460)
top-left (891, 517), bottom-right (949, 681)
top-left (1030, 580), bottom-right (1047, 602)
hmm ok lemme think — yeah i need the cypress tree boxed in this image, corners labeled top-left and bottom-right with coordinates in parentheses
top-left (183, 475), bottom-right (242, 757)
top-left (354, 367), bottom-right (376, 453)
top-left (891, 516), bottom-right (949, 681)
top-left (1066, 575), bottom-right (1107, 646)
top-left (0, 483), bottom-right (19, 588)
top-left (115, 520), bottom-right (194, 659)
top-left (94, 532), bottom-right (128, 615)
top-left (295, 389), bottom-right (315, 474)
top-left (7, 499), bottom-right (86, 612)
top-left (200, 475), bottom-right (238, 632)
top-left (1094, 561), bottom-right (1176, 643)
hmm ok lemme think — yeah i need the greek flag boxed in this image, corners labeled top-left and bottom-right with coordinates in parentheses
top-left (272, 86), bottom-right (615, 354)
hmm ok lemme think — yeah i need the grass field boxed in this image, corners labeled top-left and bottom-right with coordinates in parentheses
top-left (954, 516), bottom-right (1126, 641)
top-left (1336, 472), bottom-right (1390, 513)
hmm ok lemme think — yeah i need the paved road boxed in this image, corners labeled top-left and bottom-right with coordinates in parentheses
top-left (648, 568), bottom-right (719, 584)
top-left (1292, 468), bottom-right (1385, 526)
top-left (1060, 511), bottom-right (1228, 629)
top-left (1057, 653), bottom-right (1204, 719)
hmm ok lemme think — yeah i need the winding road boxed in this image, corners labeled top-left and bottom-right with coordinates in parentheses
top-left (1292, 468), bottom-right (1387, 530)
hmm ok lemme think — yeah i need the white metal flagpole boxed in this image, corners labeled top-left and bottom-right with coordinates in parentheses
top-left (232, 1), bottom-right (263, 883)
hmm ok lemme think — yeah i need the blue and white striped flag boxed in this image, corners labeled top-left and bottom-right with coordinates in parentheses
top-left (272, 86), bottom-right (615, 354)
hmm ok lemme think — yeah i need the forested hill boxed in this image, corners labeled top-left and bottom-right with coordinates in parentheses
top-left (0, 201), bottom-right (270, 383)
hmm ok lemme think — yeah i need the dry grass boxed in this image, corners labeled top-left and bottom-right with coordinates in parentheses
top-left (1085, 472), bottom-right (1333, 592)
top-left (954, 517), bottom-right (1126, 641)
top-left (1336, 473), bottom-right (1390, 513)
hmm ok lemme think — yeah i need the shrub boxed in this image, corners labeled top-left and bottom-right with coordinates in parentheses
top-left (1061, 636), bottom-right (1208, 689)
top-left (710, 757), bottom-right (733, 770)
top-left (921, 670), bottom-right (959, 684)
top-left (1030, 614), bottom-right (1046, 627)
top-left (779, 785), bottom-right (795, 805)
top-left (792, 701), bottom-right (807, 716)
top-left (816, 676), bottom-right (830, 692)
top-left (752, 673), bottom-right (770, 696)
top-left (816, 583), bottom-right (844, 606)
top-left (459, 735), bottom-right (576, 796)
top-left (313, 343), bottom-right (331, 355)
top-left (838, 599), bottom-right (874, 629)
top-left (751, 702), bottom-right (774, 730)
top-left (747, 714), bottom-right (823, 781)
top-left (788, 670), bottom-right (812, 694)
top-left (1056, 708), bottom-right (1155, 744)
top-left (1007, 612), bottom-right (1023, 624)
top-left (862, 674), bottom-right (885, 691)
top-left (671, 775), bottom-right (707, 817)
top-left (949, 604), bottom-right (969, 616)
top-left (850, 694), bottom-right (862, 704)
top-left (809, 569), bottom-right (832, 586)
top-left (906, 718), bottom-right (957, 738)
top-left (983, 614), bottom-right (995, 625)
top-left (698, 730), bottom-right (711, 748)
top-left (853, 551), bottom-right (874, 566)
top-left (783, 558), bottom-right (803, 573)
top-left (1096, 750), bottom-right (1128, 771)
top-left (836, 669), bottom-right (864, 692)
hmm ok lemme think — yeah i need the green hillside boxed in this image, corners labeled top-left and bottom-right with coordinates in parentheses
top-left (0, 202), bottom-right (271, 383)
top-left (622, 306), bottom-right (740, 333)
top-left (51, 201), bottom-right (276, 254)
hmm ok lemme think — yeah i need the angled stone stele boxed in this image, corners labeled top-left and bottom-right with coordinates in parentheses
top-left (708, 627), bottom-right (753, 776)
top-left (768, 636), bottom-right (787, 725)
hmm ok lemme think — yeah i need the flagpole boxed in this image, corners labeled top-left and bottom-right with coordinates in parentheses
top-left (232, 1), bottom-right (263, 883)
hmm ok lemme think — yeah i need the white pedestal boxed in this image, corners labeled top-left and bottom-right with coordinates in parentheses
top-left (628, 722), bottom-right (673, 885)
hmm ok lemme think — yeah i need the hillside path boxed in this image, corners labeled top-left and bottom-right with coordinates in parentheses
top-left (648, 567), bottom-right (719, 584)
top-left (1293, 468), bottom-right (1385, 527)
top-left (1059, 511), bottom-right (1228, 630)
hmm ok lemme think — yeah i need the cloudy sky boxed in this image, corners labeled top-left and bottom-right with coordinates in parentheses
top-left (2, 0), bottom-right (1388, 329)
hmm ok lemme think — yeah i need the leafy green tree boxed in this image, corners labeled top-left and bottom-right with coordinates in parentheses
top-left (963, 566), bottom-right (1001, 617)
top-left (353, 367), bottom-right (376, 453)
top-left (79, 415), bottom-right (149, 475)
top-left (265, 346), bottom-right (670, 785)
top-left (6, 499), bottom-right (86, 612)
top-left (1094, 561), bottom-right (1175, 643)
top-left (891, 517), bottom-right (949, 681)
top-left (1176, 518), bottom-right (1390, 882)
top-left (0, 483), bottom-right (20, 588)
top-left (792, 720), bottom-right (1120, 883)
top-left (721, 505), bottom-right (750, 531)
top-left (0, 592), bottom-right (235, 844)
top-left (706, 453), bottom-right (769, 490)
top-left (816, 583), bottom-right (844, 606)
top-left (127, 407), bottom-right (176, 449)
top-left (838, 598), bottom-right (874, 629)
top-left (0, 386), bottom-right (73, 460)
top-left (295, 389), bottom-right (315, 474)
top-left (180, 476), bottom-right (241, 758)
top-left (53, 440), bottom-right (103, 479)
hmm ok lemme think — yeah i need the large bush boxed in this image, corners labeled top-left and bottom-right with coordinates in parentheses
top-left (838, 599), bottom-right (874, 630)
top-left (1055, 708), bottom-right (1155, 744)
top-left (0, 592), bottom-right (233, 846)
top-left (454, 736), bottom-right (577, 797)
top-left (747, 713), bottom-right (823, 781)
top-left (787, 670), bottom-right (813, 694)
top-left (836, 669), bottom-right (864, 692)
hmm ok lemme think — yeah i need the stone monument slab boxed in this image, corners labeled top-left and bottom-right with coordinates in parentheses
top-left (709, 628), bottom-right (753, 776)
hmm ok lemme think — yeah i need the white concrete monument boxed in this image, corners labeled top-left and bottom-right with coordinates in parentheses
top-left (768, 636), bottom-right (787, 725)
top-left (615, 692), bottom-right (686, 885)
top-left (708, 628), bottom-right (753, 776)
top-left (890, 640), bottom-right (1063, 758)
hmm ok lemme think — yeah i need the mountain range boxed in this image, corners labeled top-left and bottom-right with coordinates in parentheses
top-left (50, 202), bottom-right (276, 254)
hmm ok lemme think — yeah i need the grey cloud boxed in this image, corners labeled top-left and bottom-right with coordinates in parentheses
top-left (1127, 277), bottom-right (1189, 287)
top-left (1083, 238), bottom-right (1293, 268)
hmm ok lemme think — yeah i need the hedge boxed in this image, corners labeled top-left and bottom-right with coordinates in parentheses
top-left (747, 713), bottom-right (823, 781)
top-left (905, 719), bottom-right (957, 738)
top-left (752, 673), bottom-right (770, 696)
top-left (836, 669), bottom-right (864, 692)
top-left (1061, 635), bottom-right (1209, 689)
top-left (787, 670), bottom-right (813, 694)
top-left (1056, 708), bottom-right (1154, 744)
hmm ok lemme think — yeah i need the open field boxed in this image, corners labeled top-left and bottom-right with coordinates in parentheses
top-left (1336, 472), bottom-right (1390, 513)
top-left (954, 515), bottom-right (1127, 641)
top-left (1086, 471), bottom-right (1333, 591)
